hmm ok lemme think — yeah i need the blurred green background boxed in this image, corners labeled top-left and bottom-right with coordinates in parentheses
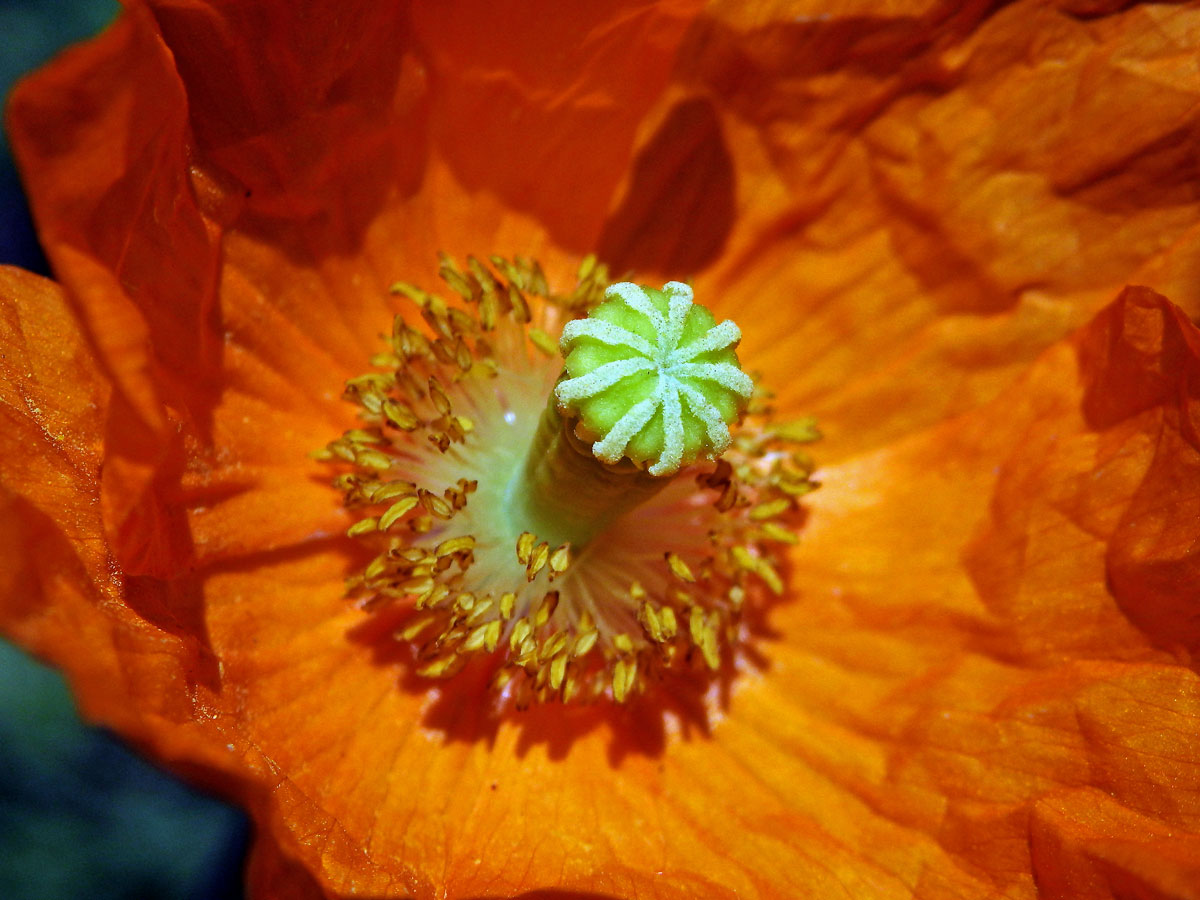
top-left (0, 2), bottom-right (249, 898)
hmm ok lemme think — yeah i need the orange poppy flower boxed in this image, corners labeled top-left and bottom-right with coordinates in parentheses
top-left (4, 1), bottom-right (1200, 897)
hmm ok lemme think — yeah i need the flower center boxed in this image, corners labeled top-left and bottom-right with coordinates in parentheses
top-left (506, 280), bottom-right (754, 550)
top-left (319, 256), bottom-right (818, 706)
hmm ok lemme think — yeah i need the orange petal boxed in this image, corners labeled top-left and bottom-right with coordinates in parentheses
top-left (0, 267), bottom-right (216, 754)
top-left (7, 6), bottom-right (222, 574)
top-left (778, 285), bottom-right (1200, 895)
top-left (5, 1), bottom-right (1200, 897)
top-left (1032, 789), bottom-right (1200, 900)
top-left (661, 3), bottom-right (1200, 457)
top-left (0, 268), bottom-right (112, 658)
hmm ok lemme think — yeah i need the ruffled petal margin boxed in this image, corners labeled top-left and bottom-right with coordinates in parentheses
top-left (4, 0), bottom-right (1200, 897)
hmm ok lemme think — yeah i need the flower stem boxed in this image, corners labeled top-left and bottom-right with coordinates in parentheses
top-left (506, 398), bottom-right (667, 548)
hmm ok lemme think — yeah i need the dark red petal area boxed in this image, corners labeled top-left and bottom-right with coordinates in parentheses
top-left (1083, 292), bottom-right (1200, 665)
top-left (411, 0), bottom-right (703, 253)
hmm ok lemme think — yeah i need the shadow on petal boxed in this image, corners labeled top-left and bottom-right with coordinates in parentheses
top-left (598, 97), bottom-right (734, 278)
top-left (342, 541), bottom-right (801, 765)
top-left (1083, 287), bottom-right (1200, 669)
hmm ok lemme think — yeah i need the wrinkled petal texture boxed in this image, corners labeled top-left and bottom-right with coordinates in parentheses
top-left (3, 1), bottom-right (1200, 898)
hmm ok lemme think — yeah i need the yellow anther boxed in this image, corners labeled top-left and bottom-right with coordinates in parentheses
top-left (510, 619), bottom-right (532, 651)
top-left (453, 340), bottom-right (473, 372)
top-left (758, 560), bottom-right (784, 595)
top-left (465, 597), bottom-right (494, 624)
top-left (526, 541), bottom-right (550, 580)
top-left (659, 606), bottom-right (678, 638)
top-left (382, 399), bottom-right (420, 430)
top-left (354, 448), bottom-right (393, 470)
top-left (730, 545), bottom-right (757, 572)
top-left (549, 655), bottom-right (568, 691)
top-left (758, 521), bottom-right (798, 544)
top-left (346, 517), bottom-right (379, 537)
top-left (463, 622), bottom-right (493, 652)
top-left (364, 556), bottom-right (388, 581)
top-left (665, 552), bottom-right (696, 583)
top-left (417, 656), bottom-right (459, 679)
top-left (571, 629), bottom-right (599, 658)
top-left (379, 496), bottom-right (419, 531)
top-left (689, 607), bottom-right (706, 648)
top-left (435, 535), bottom-right (476, 557)
top-left (329, 442), bottom-right (356, 463)
top-left (499, 592), bottom-right (516, 619)
top-left (516, 532), bottom-right (536, 565)
top-left (612, 658), bottom-right (637, 703)
top-left (406, 578), bottom-right (436, 607)
top-left (478, 291), bottom-right (500, 330)
top-left (539, 632), bottom-right (568, 663)
top-left (533, 592), bottom-right (559, 627)
top-left (639, 602), bottom-right (663, 642)
top-left (528, 328), bottom-right (556, 356)
top-left (418, 489), bottom-right (454, 519)
top-left (398, 614), bottom-right (438, 642)
top-left (749, 497), bottom-right (791, 521)
top-left (548, 544), bottom-right (572, 580)
top-left (434, 254), bottom-right (470, 298)
top-left (461, 258), bottom-right (492, 299)
top-left (428, 376), bottom-right (452, 416)
top-left (344, 429), bottom-right (382, 445)
top-left (422, 583), bottom-right (451, 610)
top-left (369, 480), bottom-right (417, 502)
top-left (507, 284), bottom-right (530, 323)
top-left (563, 673), bottom-right (580, 703)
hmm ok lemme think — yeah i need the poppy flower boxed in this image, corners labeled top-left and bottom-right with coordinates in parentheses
top-left (4, 0), bottom-right (1200, 897)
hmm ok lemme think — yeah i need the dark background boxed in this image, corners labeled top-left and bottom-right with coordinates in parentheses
top-left (1, 3), bottom-right (249, 898)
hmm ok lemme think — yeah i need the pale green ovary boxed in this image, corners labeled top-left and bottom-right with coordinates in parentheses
top-left (556, 281), bottom-right (753, 476)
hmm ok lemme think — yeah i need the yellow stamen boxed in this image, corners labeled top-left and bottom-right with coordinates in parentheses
top-left (323, 254), bottom-right (818, 706)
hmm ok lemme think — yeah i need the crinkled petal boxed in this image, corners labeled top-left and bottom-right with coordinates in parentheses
top-left (779, 285), bottom-right (1200, 898)
top-left (617, 3), bottom-right (1200, 459)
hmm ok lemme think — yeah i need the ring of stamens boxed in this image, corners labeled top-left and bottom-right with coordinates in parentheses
top-left (318, 255), bottom-right (819, 706)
